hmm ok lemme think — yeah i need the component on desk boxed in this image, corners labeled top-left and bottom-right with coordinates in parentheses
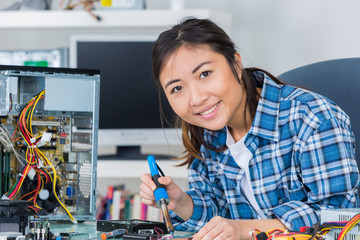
top-left (122, 233), bottom-right (159, 240)
top-left (55, 235), bottom-right (69, 240)
top-left (54, 232), bottom-right (77, 240)
top-left (97, 220), bottom-right (168, 234)
top-left (101, 229), bottom-right (127, 240)
top-left (28, 219), bottom-right (53, 240)
top-left (0, 200), bottom-right (32, 235)
top-left (0, 232), bottom-right (25, 240)
top-left (255, 232), bottom-right (268, 240)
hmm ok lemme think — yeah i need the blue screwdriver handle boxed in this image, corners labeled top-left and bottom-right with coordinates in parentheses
top-left (148, 155), bottom-right (161, 176)
top-left (147, 155), bottom-right (170, 205)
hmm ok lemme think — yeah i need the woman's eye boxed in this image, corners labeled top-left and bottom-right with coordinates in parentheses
top-left (171, 86), bottom-right (183, 94)
top-left (200, 71), bottom-right (211, 79)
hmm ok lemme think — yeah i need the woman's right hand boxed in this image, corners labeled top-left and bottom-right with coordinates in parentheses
top-left (139, 174), bottom-right (184, 211)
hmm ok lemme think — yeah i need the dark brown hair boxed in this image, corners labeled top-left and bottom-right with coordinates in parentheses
top-left (152, 18), bottom-right (282, 167)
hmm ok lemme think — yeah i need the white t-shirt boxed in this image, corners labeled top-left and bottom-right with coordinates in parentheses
top-left (226, 127), bottom-right (266, 219)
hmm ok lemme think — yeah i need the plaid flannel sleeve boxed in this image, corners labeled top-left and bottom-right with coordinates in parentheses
top-left (170, 157), bottom-right (230, 232)
top-left (270, 117), bottom-right (360, 231)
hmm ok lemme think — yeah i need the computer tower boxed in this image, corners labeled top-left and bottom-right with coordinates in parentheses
top-left (0, 65), bottom-right (100, 222)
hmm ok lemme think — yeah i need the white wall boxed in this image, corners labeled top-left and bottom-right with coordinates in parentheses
top-left (1, 0), bottom-right (359, 74)
top-left (150, 0), bottom-right (360, 75)
top-left (224, 0), bottom-right (360, 75)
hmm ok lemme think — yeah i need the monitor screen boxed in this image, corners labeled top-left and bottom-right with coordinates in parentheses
top-left (69, 35), bottom-right (181, 150)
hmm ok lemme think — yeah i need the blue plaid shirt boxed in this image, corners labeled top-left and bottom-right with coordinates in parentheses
top-left (171, 72), bottom-right (360, 231)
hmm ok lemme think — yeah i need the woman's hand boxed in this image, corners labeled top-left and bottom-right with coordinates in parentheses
top-left (140, 174), bottom-right (192, 217)
top-left (192, 217), bottom-right (249, 240)
top-left (192, 217), bottom-right (287, 240)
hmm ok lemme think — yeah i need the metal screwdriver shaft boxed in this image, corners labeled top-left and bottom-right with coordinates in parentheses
top-left (147, 155), bottom-right (175, 235)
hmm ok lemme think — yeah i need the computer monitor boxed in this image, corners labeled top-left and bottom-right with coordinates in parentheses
top-left (69, 35), bottom-right (181, 158)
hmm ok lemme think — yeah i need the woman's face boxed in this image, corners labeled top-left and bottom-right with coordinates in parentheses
top-left (159, 45), bottom-right (247, 131)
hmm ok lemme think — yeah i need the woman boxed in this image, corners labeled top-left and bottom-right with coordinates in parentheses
top-left (140, 18), bottom-right (360, 240)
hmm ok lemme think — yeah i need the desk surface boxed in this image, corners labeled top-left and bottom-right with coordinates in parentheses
top-left (50, 222), bottom-right (192, 240)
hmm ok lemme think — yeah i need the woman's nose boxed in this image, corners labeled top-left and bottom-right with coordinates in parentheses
top-left (189, 85), bottom-right (208, 106)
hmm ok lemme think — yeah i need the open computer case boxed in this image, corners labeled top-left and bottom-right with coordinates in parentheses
top-left (0, 65), bottom-right (100, 222)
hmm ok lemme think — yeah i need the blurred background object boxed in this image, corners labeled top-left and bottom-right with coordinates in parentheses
top-left (0, 48), bottom-right (68, 67)
top-left (60, 0), bottom-right (98, 10)
top-left (100, 0), bottom-right (145, 10)
top-left (60, 0), bottom-right (101, 20)
top-left (4, 0), bottom-right (52, 10)
top-left (169, 0), bottom-right (185, 10)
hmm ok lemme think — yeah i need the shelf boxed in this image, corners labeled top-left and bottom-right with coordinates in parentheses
top-left (97, 160), bottom-right (188, 178)
top-left (0, 9), bottom-right (231, 31)
top-left (0, 9), bottom-right (231, 52)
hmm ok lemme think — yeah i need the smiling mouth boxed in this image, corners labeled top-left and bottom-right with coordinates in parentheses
top-left (199, 102), bottom-right (219, 116)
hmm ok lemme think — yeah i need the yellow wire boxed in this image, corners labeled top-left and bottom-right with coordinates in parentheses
top-left (29, 90), bottom-right (45, 136)
top-left (19, 102), bottom-right (32, 146)
top-left (43, 168), bottom-right (53, 182)
top-left (10, 95), bottom-right (39, 199)
top-left (15, 90), bottom-right (76, 223)
top-left (39, 173), bottom-right (45, 192)
top-left (38, 150), bottom-right (76, 223)
top-left (25, 147), bottom-right (37, 164)
top-left (19, 90), bottom-right (44, 147)
top-left (338, 217), bottom-right (360, 240)
top-left (59, 156), bottom-right (65, 163)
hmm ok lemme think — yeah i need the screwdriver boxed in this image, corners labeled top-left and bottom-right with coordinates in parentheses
top-left (147, 155), bottom-right (175, 235)
top-left (100, 229), bottom-right (127, 240)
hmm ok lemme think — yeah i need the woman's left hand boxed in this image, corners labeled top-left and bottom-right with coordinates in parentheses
top-left (192, 216), bottom-right (249, 240)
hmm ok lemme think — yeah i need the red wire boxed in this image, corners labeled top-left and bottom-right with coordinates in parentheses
top-left (154, 227), bottom-right (164, 236)
top-left (32, 171), bottom-right (41, 206)
top-left (29, 205), bottom-right (39, 213)
top-left (20, 188), bottom-right (37, 200)
top-left (9, 163), bottom-right (30, 199)
top-left (37, 168), bottom-right (49, 183)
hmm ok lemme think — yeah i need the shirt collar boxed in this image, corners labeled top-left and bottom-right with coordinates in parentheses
top-left (248, 73), bottom-right (280, 142)
top-left (204, 71), bottom-right (281, 148)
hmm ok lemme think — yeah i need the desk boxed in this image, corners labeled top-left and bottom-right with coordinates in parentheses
top-left (50, 222), bottom-right (193, 240)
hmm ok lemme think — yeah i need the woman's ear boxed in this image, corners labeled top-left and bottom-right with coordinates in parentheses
top-left (234, 52), bottom-right (243, 78)
top-left (234, 52), bottom-right (242, 68)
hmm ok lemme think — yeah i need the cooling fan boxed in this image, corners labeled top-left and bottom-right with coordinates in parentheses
top-left (21, 177), bottom-right (60, 215)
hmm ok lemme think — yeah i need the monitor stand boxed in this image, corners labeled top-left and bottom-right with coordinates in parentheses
top-left (98, 146), bottom-right (174, 160)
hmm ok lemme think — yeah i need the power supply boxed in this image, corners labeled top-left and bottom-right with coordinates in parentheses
top-left (320, 208), bottom-right (360, 240)
top-left (0, 65), bottom-right (100, 223)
